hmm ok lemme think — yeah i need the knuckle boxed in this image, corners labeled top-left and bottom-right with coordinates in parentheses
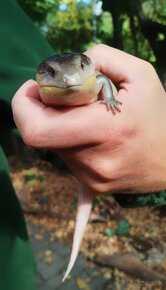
top-left (143, 60), bottom-right (156, 73)
top-left (134, 59), bottom-right (157, 83)
top-left (89, 160), bottom-right (119, 194)
top-left (89, 43), bottom-right (109, 55)
top-left (95, 43), bottom-right (108, 50)
top-left (139, 59), bottom-right (156, 76)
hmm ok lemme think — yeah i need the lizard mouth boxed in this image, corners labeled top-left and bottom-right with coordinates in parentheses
top-left (40, 84), bottom-right (82, 89)
top-left (37, 75), bottom-right (97, 107)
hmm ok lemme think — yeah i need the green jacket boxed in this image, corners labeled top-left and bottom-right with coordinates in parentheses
top-left (0, 1), bottom-right (53, 289)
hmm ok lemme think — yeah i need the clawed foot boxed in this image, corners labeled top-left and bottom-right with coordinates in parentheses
top-left (105, 98), bottom-right (122, 114)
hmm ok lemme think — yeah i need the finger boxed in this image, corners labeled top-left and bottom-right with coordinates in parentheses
top-left (85, 44), bottom-right (145, 84)
top-left (12, 80), bottom-right (117, 149)
top-left (14, 79), bottom-right (41, 100)
top-left (12, 79), bottom-right (45, 128)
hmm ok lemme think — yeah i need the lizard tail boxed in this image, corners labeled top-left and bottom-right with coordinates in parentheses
top-left (62, 184), bottom-right (93, 282)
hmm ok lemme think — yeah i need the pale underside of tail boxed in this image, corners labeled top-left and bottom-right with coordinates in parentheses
top-left (62, 184), bottom-right (93, 282)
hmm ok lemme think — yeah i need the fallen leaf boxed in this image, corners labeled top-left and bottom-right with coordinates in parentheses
top-left (77, 278), bottom-right (91, 290)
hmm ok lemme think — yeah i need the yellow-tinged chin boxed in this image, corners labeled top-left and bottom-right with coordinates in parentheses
top-left (38, 75), bottom-right (98, 107)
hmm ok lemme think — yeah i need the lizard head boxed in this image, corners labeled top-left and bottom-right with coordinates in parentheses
top-left (36, 53), bottom-right (95, 88)
top-left (36, 53), bottom-right (97, 106)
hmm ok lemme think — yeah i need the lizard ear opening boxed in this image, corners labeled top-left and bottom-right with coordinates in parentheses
top-left (62, 185), bottom-right (93, 282)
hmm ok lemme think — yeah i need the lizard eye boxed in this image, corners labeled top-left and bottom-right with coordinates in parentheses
top-left (81, 62), bottom-right (85, 69)
top-left (38, 62), bottom-right (56, 78)
top-left (48, 66), bottom-right (55, 78)
top-left (80, 54), bottom-right (91, 69)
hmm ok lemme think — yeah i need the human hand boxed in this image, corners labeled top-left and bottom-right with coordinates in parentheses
top-left (12, 44), bottom-right (166, 194)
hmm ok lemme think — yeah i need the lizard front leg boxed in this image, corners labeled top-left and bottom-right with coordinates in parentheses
top-left (96, 74), bottom-right (122, 113)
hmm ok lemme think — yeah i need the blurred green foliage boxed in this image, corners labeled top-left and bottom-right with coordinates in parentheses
top-left (105, 219), bottom-right (132, 237)
top-left (17, 0), bottom-right (166, 82)
top-left (115, 219), bottom-right (132, 237)
top-left (104, 227), bottom-right (114, 237)
top-left (24, 172), bottom-right (45, 183)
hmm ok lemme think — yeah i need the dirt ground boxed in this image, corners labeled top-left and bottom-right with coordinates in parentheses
top-left (9, 155), bottom-right (166, 290)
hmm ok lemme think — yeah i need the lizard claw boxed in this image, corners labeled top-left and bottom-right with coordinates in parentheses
top-left (105, 98), bottom-right (122, 114)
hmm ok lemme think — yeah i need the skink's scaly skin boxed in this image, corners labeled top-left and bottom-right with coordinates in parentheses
top-left (36, 52), bottom-right (122, 281)
top-left (36, 52), bottom-right (121, 112)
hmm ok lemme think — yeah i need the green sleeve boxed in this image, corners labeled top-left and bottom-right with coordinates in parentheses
top-left (0, 0), bottom-right (53, 106)
top-left (0, 0), bottom-right (54, 289)
top-left (0, 147), bottom-right (36, 290)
